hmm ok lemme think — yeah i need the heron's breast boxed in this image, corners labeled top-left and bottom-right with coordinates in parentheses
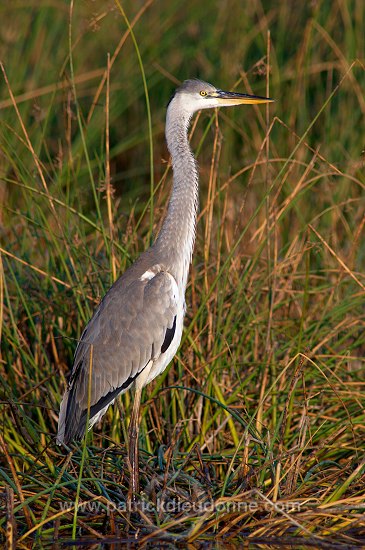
top-left (144, 306), bottom-right (185, 386)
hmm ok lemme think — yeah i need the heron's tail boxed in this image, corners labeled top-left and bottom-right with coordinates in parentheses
top-left (56, 390), bottom-right (70, 445)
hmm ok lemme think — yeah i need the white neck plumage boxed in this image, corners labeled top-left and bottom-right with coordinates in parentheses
top-left (154, 106), bottom-right (199, 292)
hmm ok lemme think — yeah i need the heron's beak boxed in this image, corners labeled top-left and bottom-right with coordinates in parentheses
top-left (214, 89), bottom-right (273, 106)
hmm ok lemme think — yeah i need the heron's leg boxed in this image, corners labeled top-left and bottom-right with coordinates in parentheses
top-left (128, 385), bottom-right (142, 501)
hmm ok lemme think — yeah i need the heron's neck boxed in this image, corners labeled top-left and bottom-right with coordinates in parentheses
top-left (155, 109), bottom-right (198, 290)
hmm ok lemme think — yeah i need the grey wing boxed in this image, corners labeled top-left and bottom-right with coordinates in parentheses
top-left (57, 269), bottom-right (179, 444)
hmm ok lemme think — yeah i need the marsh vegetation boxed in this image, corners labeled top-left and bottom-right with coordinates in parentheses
top-left (0, 0), bottom-right (364, 546)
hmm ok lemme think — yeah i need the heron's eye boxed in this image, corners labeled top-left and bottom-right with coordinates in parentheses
top-left (199, 90), bottom-right (207, 97)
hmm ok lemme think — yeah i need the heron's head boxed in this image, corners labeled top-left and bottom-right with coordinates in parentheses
top-left (168, 79), bottom-right (273, 117)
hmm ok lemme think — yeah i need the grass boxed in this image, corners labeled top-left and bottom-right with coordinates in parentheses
top-left (1, 0), bottom-right (365, 547)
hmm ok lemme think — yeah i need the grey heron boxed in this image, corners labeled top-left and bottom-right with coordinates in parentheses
top-left (57, 79), bottom-right (273, 497)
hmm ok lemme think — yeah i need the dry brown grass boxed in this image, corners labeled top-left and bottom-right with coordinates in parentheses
top-left (1, 0), bottom-right (364, 547)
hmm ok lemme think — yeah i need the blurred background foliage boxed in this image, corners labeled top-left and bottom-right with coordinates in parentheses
top-left (1, 0), bottom-right (364, 218)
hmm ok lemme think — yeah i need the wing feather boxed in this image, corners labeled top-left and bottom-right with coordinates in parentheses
top-left (57, 266), bottom-right (179, 444)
